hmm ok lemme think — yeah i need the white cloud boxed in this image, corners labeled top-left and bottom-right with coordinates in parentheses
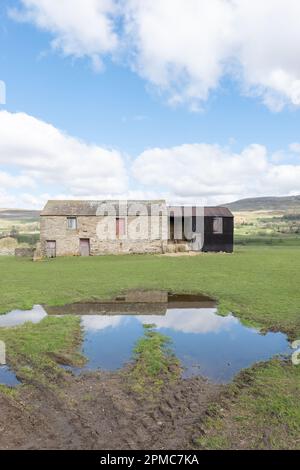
top-left (290, 143), bottom-right (300, 154)
top-left (124, 0), bottom-right (300, 110)
top-left (10, 0), bottom-right (300, 110)
top-left (137, 309), bottom-right (238, 334)
top-left (1, 109), bottom-right (300, 208)
top-left (1, 112), bottom-right (300, 209)
top-left (81, 315), bottom-right (125, 331)
top-left (0, 111), bottom-right (128, 207)
top-left (0, 305), bottom-right (47, 327)
top-left (0, 190), bottom-right (20, 209)
top-left (132, 142), bottom-right (300, 204)
top-left (79, 309), bottom-right (238, 334)
top-left (123, 0), bottom-right (234, 109)
top-left (10, 0), bottom-right (119, 70)
top-left (0, 171), bottom-right (35, 189)
top-left (233, 0), bottom-right (300, 111)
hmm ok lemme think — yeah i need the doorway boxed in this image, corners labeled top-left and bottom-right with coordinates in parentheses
top-left (46, 240), bottom-right (56, 258)
top-left (80, 238), bottom-right (90, 256)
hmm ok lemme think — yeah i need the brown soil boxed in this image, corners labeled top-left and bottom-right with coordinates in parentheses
top-left (0, 370), bottom-right (221, 450)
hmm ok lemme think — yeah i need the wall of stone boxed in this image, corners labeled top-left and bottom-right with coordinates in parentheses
top-left (15, 247), bottom-right (35, 258)
top-left (40, 214), bottom-right (168, 256)
top-left (0, 237), bottom-right (18, 256)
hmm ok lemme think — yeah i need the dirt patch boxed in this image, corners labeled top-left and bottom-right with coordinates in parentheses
top-left (0, 370), bottom-right (221, 450)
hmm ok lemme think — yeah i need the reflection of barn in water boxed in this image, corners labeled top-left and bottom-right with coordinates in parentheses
top-left (44, 291), bottom-right (216, 317)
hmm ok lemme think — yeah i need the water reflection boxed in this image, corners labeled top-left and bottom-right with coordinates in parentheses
top-left (0, 300), bottom-right (293, 385)
top-left (0, 305), bottom-right (47, 328)
top-left (0, 366), bottom-right (20, 387)
top-left (79, 308), bottom-right (291, 382)
top-left (81, 309), bottom-right (238, 334)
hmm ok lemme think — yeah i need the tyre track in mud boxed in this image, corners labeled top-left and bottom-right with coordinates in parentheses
top-left (0, 371), bottom-right (222, 450)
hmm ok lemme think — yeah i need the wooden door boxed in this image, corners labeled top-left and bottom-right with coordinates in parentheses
top-left (80, 238), bottom-right (90, 256)
top-left (46, 240), bottom-right (56, 258)
top-left (116, 218), bottom-right (125, 238)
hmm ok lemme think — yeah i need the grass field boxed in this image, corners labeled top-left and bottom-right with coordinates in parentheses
top-left (0, 245), bottom-right (300, 337)
top-left (233, 209), bottom-right (300, 247)
top-left (0, 315), bottom-right (83, 384)
top-left (0, 246), bottom-right (299, 449)
top-left (0, 212), bottom-right (40, 249)
top-left (197, 359), bottom-right (300, 449)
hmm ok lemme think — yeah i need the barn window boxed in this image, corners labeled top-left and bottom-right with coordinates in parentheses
top-left (67, 217), bottom-right (77, 230)
top-left (116, 217), bottom-right (126, 237)
top-left (213, 217), bottom-right (223, 234)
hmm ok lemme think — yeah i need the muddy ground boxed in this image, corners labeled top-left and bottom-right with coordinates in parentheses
top-left (0, 370), bottom-right (221, 450)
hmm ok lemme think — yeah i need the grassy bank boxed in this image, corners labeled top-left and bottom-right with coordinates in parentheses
top-left (0, 246), bottom-right (299, 449)
top-left (0, 246), bottom-right (300, 337)
top-left (0, 316), bottom-right (83, 384)
top-left (129, 324), bottom-right (180, 393)
top-left (197, 359), bottom-right (300, 449)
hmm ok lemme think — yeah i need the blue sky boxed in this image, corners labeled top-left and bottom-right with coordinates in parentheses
top-left (1, 0), bottom-right (300, 208)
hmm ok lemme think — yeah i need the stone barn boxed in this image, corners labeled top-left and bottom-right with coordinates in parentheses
top-left (40, 200), bottom-right (168, 257)
top-left (40, 200), bottom-right (234, 257)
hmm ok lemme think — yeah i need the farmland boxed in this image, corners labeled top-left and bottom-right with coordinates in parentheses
top-left (0, 200), bottom-right (299, 449)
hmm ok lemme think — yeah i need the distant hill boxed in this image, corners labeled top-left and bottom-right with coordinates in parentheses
top-left (2, 195), bottom-right (300, 216)
top-left (0, 209), bottom-right (40, 221)
top-left (226, 195), bottom-right (300, 212)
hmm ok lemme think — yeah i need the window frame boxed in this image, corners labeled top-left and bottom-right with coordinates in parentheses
top-left (67, 216), bottom-right (77, 230)
top-left (213, 216), bottom-right (223, 234)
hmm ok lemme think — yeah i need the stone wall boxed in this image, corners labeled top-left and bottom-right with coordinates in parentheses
top-left (0, 237), bottom-right (18, 256)
top-left (15, 247), bottom-right (35, 258)
top-left (40, 214), bottom-right (168, 256)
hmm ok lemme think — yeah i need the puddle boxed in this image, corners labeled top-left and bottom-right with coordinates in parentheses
top-left (0, 293), bottom-right (293, 384)
top-left (71, 308), bottom-right (291, 383)
top-left (0, 305), bottom-right (47, 328)
top-left (0, 366), bottom-right (20, 387)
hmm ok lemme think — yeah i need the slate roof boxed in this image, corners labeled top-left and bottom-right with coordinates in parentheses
top-left (41, 200), bottom-right (233, 218)
top-left (40, 200), bottom-right (167, 216)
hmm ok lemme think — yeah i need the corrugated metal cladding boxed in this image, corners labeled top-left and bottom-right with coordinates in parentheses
top-left (168, 206), bottom-right (234, 218)
top-left (168, 205), bottom-right (234, 253)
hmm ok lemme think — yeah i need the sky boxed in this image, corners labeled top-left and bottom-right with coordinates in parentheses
top-left (1, 0), bottom-right (300, 209)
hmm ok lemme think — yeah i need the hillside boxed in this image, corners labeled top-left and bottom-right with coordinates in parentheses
top-left (0, 209), bottom-right (40, 221)
top-left (226, 195), bottom-right (300, 212)
top-left (0, 209), bottom-right (40, 251)
top-left (2, 196), bottom-right (300, 215)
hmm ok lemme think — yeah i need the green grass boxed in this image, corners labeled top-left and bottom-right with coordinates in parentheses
top-left (0, 246), bottom-right (300, 337)
top-left (196, 359), bottom-right (300, 449)
top-left (129, 324), bottom-right (180, 393)
top-left (0, 247), bottom-right (299, 448)
top-left (233, 208), bottom-right (300, 246)
top-left (235, 235), bottom-right (300, 246)
top-left (16, 233), bottom-right (40, 246)
top-left (0, 316), bottom-right (84, 384)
